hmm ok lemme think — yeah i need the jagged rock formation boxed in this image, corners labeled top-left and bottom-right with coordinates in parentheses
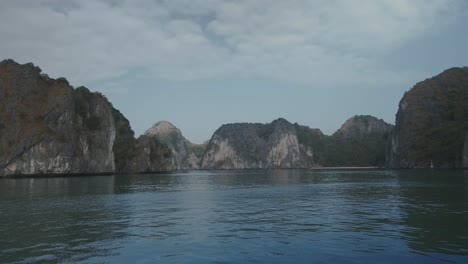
top-left (111, 112), bottom-right (175, 173)
top-left (201, 118), bottom-right (316, 169)
top-left (119, 135), bottom-right (175, 173)
top-left (200, 116), bottom-right (392, 169)
top-left (111, 107), bottom-right (137, 172)
top-left (144, 121), bottom-right (206, 169)
top-left (334, 115), bottom-right (393, 140)
top-left (386, 67), bottom-right (468, 168)
top-left (0, 59), bottom-right (115, 175)
top-left (0, 59), bottom-right (174, 176)
top-left (11, 59), bottom-right (467, 173)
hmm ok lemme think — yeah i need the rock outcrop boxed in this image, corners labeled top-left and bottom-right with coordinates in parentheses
top-left (201, 118), bottom-right (316, 169)
top-left (111, 111), bottom-right (175, 173)
top-left (11, 59), bottom-right (466, 173)
top-left (200, 116), bottom-right (392, 169)
top-left (0, 59), bottom-right (115, 175)
top-left (144, 121), bottom-right (206, 169)
top-left (334, 115), bottom-right (393, 140)
top-left (111, 107), bottom-right (138, 172)
top-left (0, 59), bottom-right (174, 176)
top-left (386, 67), bottom-right (468, 168)
top-left (118, 135), bottom-right (175, 173)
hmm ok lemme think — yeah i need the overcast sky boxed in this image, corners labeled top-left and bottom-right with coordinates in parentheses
top-left (1, 0), bottom-right (467, 143)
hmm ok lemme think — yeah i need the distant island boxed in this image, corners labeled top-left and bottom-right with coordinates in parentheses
top-left (0, 59), bottom-right (467, 176)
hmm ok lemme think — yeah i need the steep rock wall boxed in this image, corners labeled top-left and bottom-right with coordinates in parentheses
top-left (0, 60), bottom-right (115, 175)
top-left (201, 118), bottom-right (315, 169)
top-left (144, 121), bottom-right (205, 169)
top-left (386, 67), bottom-right (468, 168)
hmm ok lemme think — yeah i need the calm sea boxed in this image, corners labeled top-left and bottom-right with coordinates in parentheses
top-left (1, 169), bottom-right (467, 263)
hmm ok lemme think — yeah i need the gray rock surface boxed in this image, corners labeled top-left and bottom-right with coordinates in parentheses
top-left (334, 115), bottom-right (393, 140)
top-left (111, 111), bottom-right (176, 173)
top-left (200, 116), bottom-right (392, 169)
top-left (201, 118), bottom-right (315, 169)
top-left (120, 135), bottom-right (176, 173)
top-left (0, 59), bottom-right (115, 175)
top-left (144, 121), bottom-right (206, 169)
top-left (0, 59), bottom-right (174, 176)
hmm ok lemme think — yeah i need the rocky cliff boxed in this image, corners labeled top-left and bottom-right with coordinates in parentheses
top-left (0, 59), bottom-right (115, 175)
top-left (144, 121), bottom-right (206, 169)
top-left (387, 67), bottom-right (468, 168)
top-left (118, 135), bottom-right (175, 173)
top-left (111, 111), bottom-right (175, 173)
top-left (386, 67), bottom-right (468, 168)
top-left (201, 118), bottom-right (316, 169)
top-left (0, 59), bottom-right (174, 176)
top-left (200, 116), bottom-right (392, 169)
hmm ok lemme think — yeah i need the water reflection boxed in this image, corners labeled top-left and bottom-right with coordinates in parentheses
top-left (0, 176), bottom-right (117, 198)
top-left (397, 170), bottom-right (468, 256)
top-left (0, 176), bottom-right (129, 263)
top-left (111, 169), bottom-right (395, 192)
top-left (0, 170), bottom-right (467, 263)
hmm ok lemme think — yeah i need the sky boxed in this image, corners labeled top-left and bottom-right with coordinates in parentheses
top-left (1, 0), bottom-right (467, 143)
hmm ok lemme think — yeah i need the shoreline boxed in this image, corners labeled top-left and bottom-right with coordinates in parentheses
top-left (2, 167), bottom-right (467, 179)
top-left (308, 166), bottom-right (381, 170)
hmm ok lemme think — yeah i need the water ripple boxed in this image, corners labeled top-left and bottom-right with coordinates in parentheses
top-left (0, 169), bottom-right (467, 263)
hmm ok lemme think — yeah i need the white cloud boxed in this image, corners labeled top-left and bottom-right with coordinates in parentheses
top-left (0, 0), bottom-right (462, 87)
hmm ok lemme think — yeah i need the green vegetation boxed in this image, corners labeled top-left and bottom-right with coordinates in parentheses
top-left (295, 124), bottom-right (325, 147)
top-left (207, 118), bottom-right (391, 168)
top-left (155, 131), bottom-right (183, 149)
top-left (111, 107), bottom-right (137, 171)
top-left (296, 128), bottom-right (389, 167)
top-left (148, 137), bottom-right (173, 160)
top-left (391, 67), bottom-right (468, 167)
top-left (256, 123), bottom-right (275, 140)
top-left (294, 119), bottom-right (391, 167)
top-left (146, 125), bottom-right (208, 167)
top-left (73, 86), bottom-right (93, 118)
top-left (74, 85), bottom-right (142, 171)
top-left (187, 142), bottom-right (207, 157)
top-left (320, 133), bottom-right (389, 166)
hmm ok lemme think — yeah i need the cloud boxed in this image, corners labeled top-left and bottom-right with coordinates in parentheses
top-left (0, 0), bottom-right (463, 87)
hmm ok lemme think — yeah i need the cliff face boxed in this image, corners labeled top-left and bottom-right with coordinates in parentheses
top-left (201, 118), bottom-right (315, 169)
top-left (0, 59), bottom-right (174, 176)
top-left (111, 107), bottom-right (137, 172)
top-left (111, 110), bottom-right (175, 173)
top-left (119, 135), bottom-right (176, 173)
top-left (200, 116), bottom-right (392, 169)
top-left (0, 59), bottom-right (115, 175)
top-left (386, 67), bottom-right (468, 168)
top-left (144, 121), bottom-right (205, 169)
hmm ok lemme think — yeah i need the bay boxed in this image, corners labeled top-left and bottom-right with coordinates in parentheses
top-left (1, 169), bottom-right (467, 263)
